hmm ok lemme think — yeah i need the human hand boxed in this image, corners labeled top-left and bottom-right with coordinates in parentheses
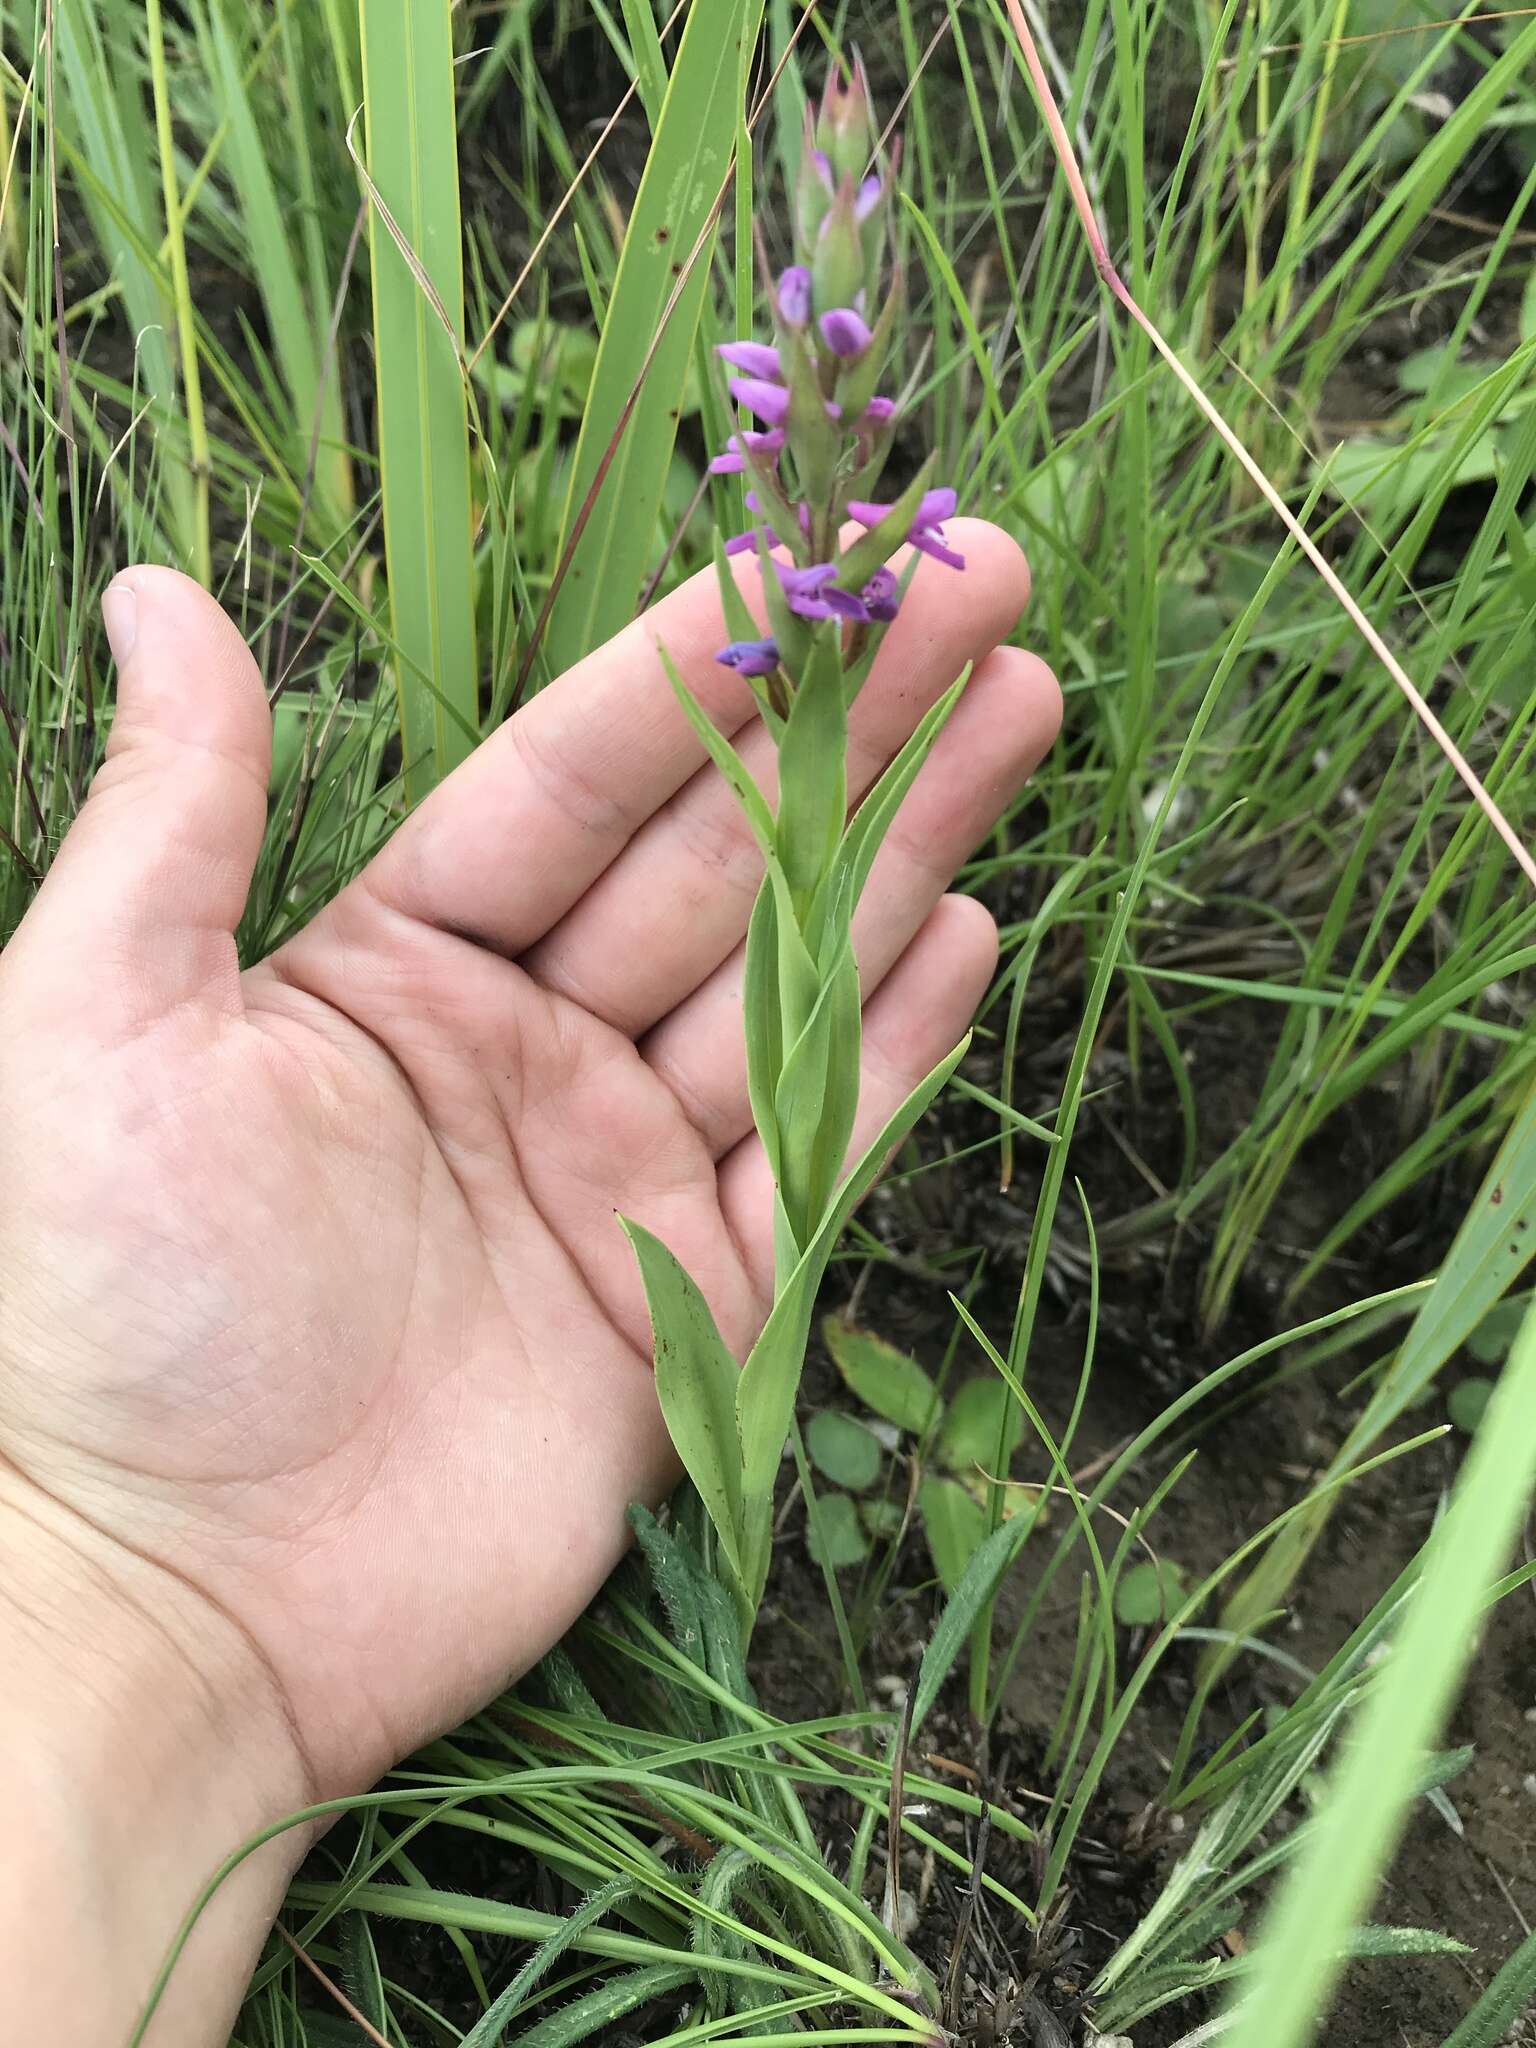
top-left (0, 531), bottom-right (1057, 2040)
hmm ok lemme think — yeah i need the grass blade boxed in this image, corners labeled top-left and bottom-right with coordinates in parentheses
top-left (1443, 1924), bottom-right (1536, 2048)
top-left (543, 0), bottom-right (765, 674)
top-left (358, 0), bottom-right (478, 801)
top-left (1221, 1299), bottom-right (1536, 2048)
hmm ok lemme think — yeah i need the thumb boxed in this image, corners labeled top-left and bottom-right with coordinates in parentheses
top-left (13, 567), bottom-right (272, 1030)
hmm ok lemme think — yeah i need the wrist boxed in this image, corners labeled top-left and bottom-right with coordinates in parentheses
top-left (1, 1472), bottom-right (316, 2045)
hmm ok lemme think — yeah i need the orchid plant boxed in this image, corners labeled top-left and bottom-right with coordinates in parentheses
top-left (623, 64), bottom-right (970, 1627)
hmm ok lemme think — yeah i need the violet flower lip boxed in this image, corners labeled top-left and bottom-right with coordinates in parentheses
top-left (729, 376), bottom-right (793, 427)
top-left (715, 637), bottom-right (782, 677)
top-left (717, 340), bottom-right (784, 380)
top-left (846, 487), bottom-right (967, 571)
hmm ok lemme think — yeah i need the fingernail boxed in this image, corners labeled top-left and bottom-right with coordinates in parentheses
top-left (101, 582), bottom-right (138, 666)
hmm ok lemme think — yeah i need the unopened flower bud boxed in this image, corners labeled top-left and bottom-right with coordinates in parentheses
top-left (819, 308), bottom-right (872, 360)
top-left (815, 55), bottom-right (876, 188)
top-left (777, 266), bottom-right (812, 329)
top-left (811, 179), bottom-right (866, 326)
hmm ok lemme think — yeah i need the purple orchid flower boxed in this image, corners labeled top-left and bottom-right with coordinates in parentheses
top-left (730, 376), bottom-right (793, 427)
top-left (716, 637), bottom-right (782, 677)
top-left (846, 486), bottom-right (965, 570)
top-left (820, 307), bottom-right (872, 359)
top-left (775, 561), bottom-right (864, 622)
top-left (718, 339), bottom-right (783, 380)
top-left (774, 560), bottom-right (902, 626)
top-left (709, 428), bottom-right (787, 476)
top-left (860, 566), bottom-right (901, 622)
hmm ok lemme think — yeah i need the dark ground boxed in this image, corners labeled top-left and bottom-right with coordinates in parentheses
top-left (738, 974), bottom-right (1536, 2047)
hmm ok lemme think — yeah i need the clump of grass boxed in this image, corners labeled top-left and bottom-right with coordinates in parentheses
top-left (6, 0), bottom-right (1536, 2042)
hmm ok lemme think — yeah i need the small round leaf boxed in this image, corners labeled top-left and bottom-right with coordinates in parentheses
top-left (806, 1410), bottom-right (884, 1491)
top-left (937, 1378), bottom-right (1024, 1476)
top-left (1115, 1557), bottom-right (1188, 1628)
top-left (806, 1491), bottom-right (871, 1569)
top-left (1448, 1377), bottom-right (1494, 1434)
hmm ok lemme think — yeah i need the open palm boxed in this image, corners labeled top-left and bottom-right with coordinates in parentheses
top-left (0, 534), bottom-right (1057, 1803)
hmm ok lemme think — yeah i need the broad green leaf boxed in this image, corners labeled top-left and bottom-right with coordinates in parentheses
top-left (822, 1317), bottom-right (942, 1434)
top-left (772, 937), bottom-right (861, 1247)
top-left (201, 0), bottom-right (350, 533)
top-left (616, 0), bottom-right (668, 128)
top-left (805, 1411), bottom-right (883, 1492)
top-left (825, 671), bottom-right (969, 926)
top-left (936, 1378), bottom-right (1025, 1478)
top-left (805, 1490), bottom-right (871, 1570)
top-left (619, 1219), bottom-right (743, 1582)
top-left (736, 1038), bottom-right (970, 1600)
top-left (1398, 344), bottom-right (1527, 409)
top-left (661, 652), bottom-right (782, 871)
top-left (742, 883), bottom-right (784, 1176)
top-left (359, 0), bottom-right (478, 801)
top-left (545, 0), bottom-right (766, 671)
top-left (775, 627), bottom-right (849, 918)
top-left (918, 1475), bottom-right (988, 1596)
top-left (1326, 431), bottom-right (1499, 519)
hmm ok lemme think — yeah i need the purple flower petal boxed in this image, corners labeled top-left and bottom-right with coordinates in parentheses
top-left (861, 396), bottom-right (897, 426)
top-left (716, 637), bottom-right (781, 678)
top-left (913, 531), bottom-right (967, 571)
top-left (855, 173), bottom-right (884, 223)
top-left (846, 487), bottom-right (966, 572)
top-left (861, 567), bottom-right (900, 622)
top-left (775, 560), bottom-right (848, 621)
top-left (819, 307), bottom-right (873, 359)
top-left (708, 428), bottom-right (787, 476)
top-left (812, 148), bottom-right (834, 190)
top-left (730, 376), bottom-right (792, 427)
top-left (724, 527), bottom-right (764, 556)
top-left (777, 266), bottom-right (813, 327)
top-left (718, 339), bottom-right (783, 380)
